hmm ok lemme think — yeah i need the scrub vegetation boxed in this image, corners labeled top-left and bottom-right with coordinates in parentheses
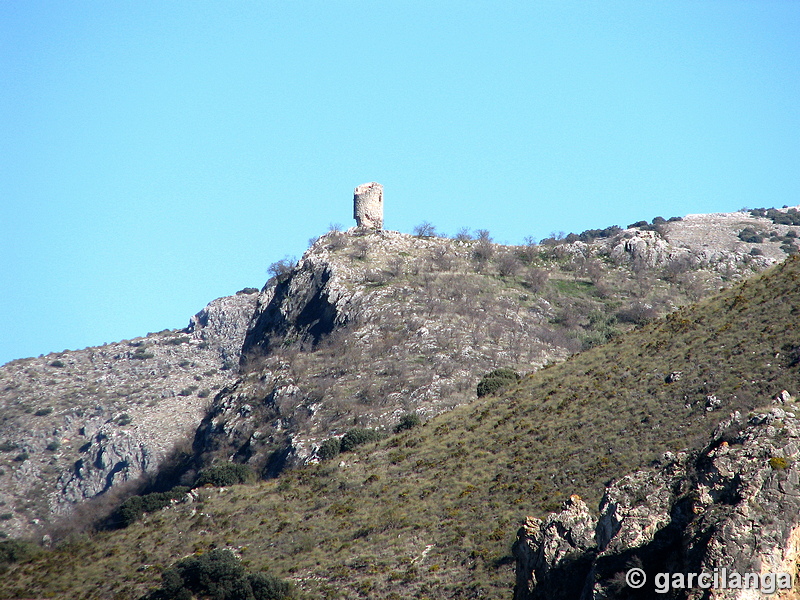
top-left (3, 254), bottom-right (800, 600)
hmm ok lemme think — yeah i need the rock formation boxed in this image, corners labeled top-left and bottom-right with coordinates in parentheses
top-left (513, 404), bottom-right (800, 599)
top-left (0, 291), bottom-right (257, 538)
top-left (353, 181), bottom-right (383, 229)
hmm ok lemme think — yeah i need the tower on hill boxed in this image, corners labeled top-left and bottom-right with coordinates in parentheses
top-left (353, 182), bottom-right (383, 230)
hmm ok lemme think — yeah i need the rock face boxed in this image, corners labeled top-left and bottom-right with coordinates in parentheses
top-left (513, 405), bottom-right (800, 599)
top-left (353, 181), bottom-right (383, 229)
top-left (187, 290), bottom-right (260, 369)
top-left (0, 291), bottom-right (257, 538)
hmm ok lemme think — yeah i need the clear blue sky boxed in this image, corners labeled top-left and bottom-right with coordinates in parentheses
top-left (1, 1), bottom-right (799, 365)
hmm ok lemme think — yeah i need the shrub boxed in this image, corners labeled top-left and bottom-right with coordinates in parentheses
top-left (453, 227), bottom-right (472, 241)
top-left (116, 413), bottom-right (133, 426)
top-left (0, 540), bottom-right (42, 573)
top-left (131, 347), bottom-right (154, 360)
top-left (46, 441), bottom-right (60, 452)
top-left (394, 413), bottom-right (421, 434)
top-left (769, 457), bottom-right (790, 470)
top-left (473, 239), bottom-right (494, 263)
top-left (50, 360), bottom-right (65, 368)
top-left (0, 442), bottom-right (17, 452)
top-left (248, 571), bottom-right (293, 600)
top-left (750, 207), bottom-right (800, 226)
top-left (738, 227), bottom-right (763, 244)
top-left (496, 252), bottom-right (521, 277)
top-left (573, 225), bottom-right (622, 243)
top-left (34, 407), bottom-right (52, 416)
top-left (524, 267), bottom-right (549, 293)
top-left (476, 368), bottom-right (521, 397)
top-left (195, 463), bottom-right (254, 487)
top-left (143, 549), bottom-right (293, 600)
top-left (268, 257), bottom-right (296, 281)
top-left (413, 221), bottom-right (438, 238)
top-left (318, 437), bottom-right (342, 460)
top-left (13, 453), bottom-right (29, 462)
top-left (340, 428), bottom-right (382, 453)
top-left (616, 302), bottom-right (658, 325)
top-left (237, 287), bottom-right (260, 295)
top-left (117, 487), bottom-right (190, 527)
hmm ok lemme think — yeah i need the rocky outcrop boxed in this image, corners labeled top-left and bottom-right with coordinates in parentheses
top-left (514, 401), bottom-right (800, 599)
top-left (241, 253), bottom-right (356, 357)
top-left (0, 291), bottom-right (257, 538)
top-left (187, 289), bottom-right (259, 369)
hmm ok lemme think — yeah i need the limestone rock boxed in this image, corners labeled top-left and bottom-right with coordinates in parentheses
top-left (353, 182), bottom-right (384, 229)
top-left (0, 292), bottom-right (255, 538)
top-left (187, 290), bottom-right (258, 369)
top-left (514, 408), bottom-right (800, 599)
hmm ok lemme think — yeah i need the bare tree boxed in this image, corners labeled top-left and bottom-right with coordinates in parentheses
top-left (413, 221), bottom-right (438, 237)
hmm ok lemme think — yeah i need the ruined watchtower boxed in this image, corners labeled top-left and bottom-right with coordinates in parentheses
top-left (353, 182), bottom-right (383, 230)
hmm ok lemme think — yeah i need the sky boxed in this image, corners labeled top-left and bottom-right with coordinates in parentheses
top-left (1, 1), bottom-right (799, 365)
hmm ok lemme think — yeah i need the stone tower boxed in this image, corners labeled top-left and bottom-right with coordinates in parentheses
top-left (353, 182), bottom-right (383, 230)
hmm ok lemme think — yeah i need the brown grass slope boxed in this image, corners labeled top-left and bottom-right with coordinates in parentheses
top-left (3, 255), bottom-right (800, 600)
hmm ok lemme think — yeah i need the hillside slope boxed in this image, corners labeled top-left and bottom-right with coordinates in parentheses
top-left (0, 291), bottom-right (258, 537)
top-left (3, 251), bottom-right (799, 599)
top-left (189, 209), bottom-right (797, 478)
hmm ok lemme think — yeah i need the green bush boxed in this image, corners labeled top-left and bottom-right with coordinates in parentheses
top-left (195, 463), bottom-right (254, 488)
top-left (0, 539), bottom-right (42, 573)
top-left (394, 413), bottom-right (421, 433)
top-left (318, 437), bottom-right (342, 460)
top-left (144, 549), bottom-right (293, 600)
top-left (340, 428), bottom-right (382, 453)
top-left (476, 368), bottom-right (521, 397)
top-left (49, 360), bottom-right (65, 368)
top-left (117, 487), bottom-right (190, 527)
top-left (750, 207), bottom-right (800, 226)
top-left (738, 227), bottom-right (764, 244)
top-left (131, 347), bottom-right (155, 360)
top-left (34, 407), bottom-right (53, 416)
top-left (46, 441), bottom-right (60, 452)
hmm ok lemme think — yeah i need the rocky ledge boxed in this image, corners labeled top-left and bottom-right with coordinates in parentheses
top-left (514, 396), bottom-right (800, 599)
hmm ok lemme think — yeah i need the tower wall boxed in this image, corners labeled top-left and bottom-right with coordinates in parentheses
top-left (353, 182), bottom-right (384, 230)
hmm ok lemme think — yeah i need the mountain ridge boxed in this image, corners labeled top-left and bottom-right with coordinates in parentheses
top-left (1, 207), bottom-right (800, 598)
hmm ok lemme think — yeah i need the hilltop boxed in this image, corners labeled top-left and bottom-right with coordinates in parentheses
top-left (1, 209), bottom-right (799, 598)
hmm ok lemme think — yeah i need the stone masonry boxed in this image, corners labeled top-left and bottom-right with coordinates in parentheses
top-left (353, 182), bottom-right (383, 229)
